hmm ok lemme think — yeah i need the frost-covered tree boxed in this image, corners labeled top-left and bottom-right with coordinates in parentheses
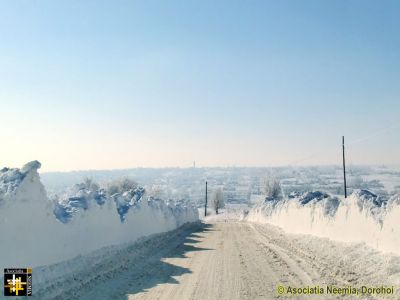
top-left (83, 177), bottom-right (100, 192)
top-left (108, 177), bottom-right (138, 196)
top-left (211, 187), bottom-right (224, 214)
top-left (262, 177), bottom-right (282, 200)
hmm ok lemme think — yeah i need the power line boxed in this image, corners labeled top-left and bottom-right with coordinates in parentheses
top-left (286, 122), bottom-right (400, 167)
top-left (348, 123), bottom-right (400, 146)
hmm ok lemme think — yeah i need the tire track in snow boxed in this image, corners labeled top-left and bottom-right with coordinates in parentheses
top-left (31, 220), bottom-right (399, 300)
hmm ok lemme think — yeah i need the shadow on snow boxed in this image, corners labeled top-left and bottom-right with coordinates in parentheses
top-left (41, 222), bottom-right (214, 300)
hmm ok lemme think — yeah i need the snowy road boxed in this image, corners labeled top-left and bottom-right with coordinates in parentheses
top-left (127, 220), bottom-right (400, 300)
top-left (33, 220), bottom-right (400, 300)
top-left (130, 221), bottom-right (315, 300)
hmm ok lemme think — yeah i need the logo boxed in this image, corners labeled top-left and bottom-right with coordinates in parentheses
top-left (3, 268), bottom-right (32, 296)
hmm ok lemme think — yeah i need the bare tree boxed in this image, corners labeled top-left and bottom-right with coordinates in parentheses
top-left (211, 187), bottom-right (224, 214)
top-left (262, 177), bottom-right (282, 200)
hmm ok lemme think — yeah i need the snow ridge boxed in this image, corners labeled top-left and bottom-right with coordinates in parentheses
top-left (0, 160), bottom-right (42, 199)
top-left (247, 190), bottom-right (400, 255)
top-left (0, 161), bottom-right (199, 269)
top-left (52, 179), bottom-right (146, 223)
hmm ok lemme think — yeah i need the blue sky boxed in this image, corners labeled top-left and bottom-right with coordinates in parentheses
top-left (1, 1), bottom-right (399, 171)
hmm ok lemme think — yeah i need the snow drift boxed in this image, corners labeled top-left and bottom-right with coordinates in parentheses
top-left (0, 161), bottom-right (198, 270)
top-left (247, 189), bottom-right (400, 255)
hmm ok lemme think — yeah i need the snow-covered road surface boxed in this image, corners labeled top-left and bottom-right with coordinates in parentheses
top-left (33, 220), bottom-right (400, 300)
top-left (129, 221), bottom-right (399, 300)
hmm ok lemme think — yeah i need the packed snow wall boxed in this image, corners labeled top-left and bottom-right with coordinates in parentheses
top-left (247, 190), bottom-right (400, 255)
top-left (0, 161), bottom-right (198, 269)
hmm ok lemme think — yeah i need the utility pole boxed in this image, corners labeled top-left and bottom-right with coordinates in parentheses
top-left (342, 136), bottom-right (347, 198)
top-left (204, 181), bottom-right (208, 217)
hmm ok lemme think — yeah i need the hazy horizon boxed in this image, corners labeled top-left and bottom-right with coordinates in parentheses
top-left (34, 163), bottom-right (400, 175)
top-left (1, 1), bottom-right (399, 172)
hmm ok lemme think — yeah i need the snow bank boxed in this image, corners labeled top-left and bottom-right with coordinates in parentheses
top-left (0, 160), bottom-right (45, 201)
top-left (0, 162), bottom-right (198, 270)
top-left (247, 189), bottom-right (400, 255)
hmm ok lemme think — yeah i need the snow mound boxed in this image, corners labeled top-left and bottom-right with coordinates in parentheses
top-left (387, 193), bottom-right (400, 206)
top-left (0, 160), bottom-right (42, 198)
top-left (247, 190), bottom-right (400, 255)
top-left (354, 189), bottom-right (388, 207)
top-left (112, 187), bottom-right (145, 222)
top-left (52, 181), bottom-right (107, 223)
top-left (52, 178), bottom-right (146, 223)
top-left (298, 191), bottom-right (329, 205)
top-left (0, 162), bottom-right (199, 270)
